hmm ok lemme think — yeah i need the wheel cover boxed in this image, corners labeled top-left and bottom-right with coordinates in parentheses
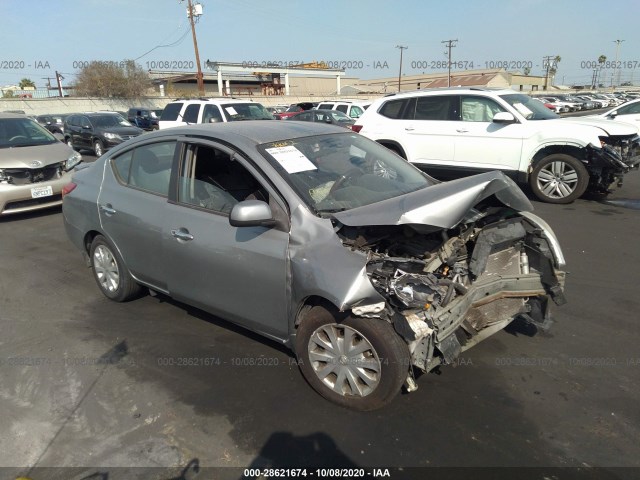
top-left (537, 161), bottom-right (579, 199)
top-left (93, 245), bottom-right (120, 292)
top-left (308, 324), bottom-right (382, 397)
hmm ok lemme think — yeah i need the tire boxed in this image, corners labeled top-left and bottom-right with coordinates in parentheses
top-left (295, 306), bottom-right (410, 411)
top-left (529, 154), bottom-right (589, 204)
top-left (93, 140), bottom-right (104, 157)
top-left (89, 235), bottom-right (142, 302)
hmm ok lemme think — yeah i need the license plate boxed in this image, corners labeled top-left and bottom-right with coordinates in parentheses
top-left (31, 186), bottom-right (53, 198)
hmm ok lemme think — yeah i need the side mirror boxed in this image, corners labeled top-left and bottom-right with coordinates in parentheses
top-left (82, 124), bottom-right (91, 129)
top-left (607, 111), bottom-right (618, 118)
top-left (229, 200), bottom-right (275, 228)
top-left (324, 117), bottom-right (332, 124)
top-left (493, 112), bottom-right (517, 124)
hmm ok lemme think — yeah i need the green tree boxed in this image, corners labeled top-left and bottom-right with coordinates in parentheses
top-left (74, 60), bottom-right (152, 98)
top-left (19, 78), bottom-right (36, 89)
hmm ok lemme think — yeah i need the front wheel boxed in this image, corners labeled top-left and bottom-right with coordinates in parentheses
top-left (89, 235), bottom-right (142, 302)
top-left (529, 154), bottom-right (589, 204)
top-left (295, 306), bottom-right (410, 411)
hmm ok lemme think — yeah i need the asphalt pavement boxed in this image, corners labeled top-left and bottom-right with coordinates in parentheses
top-left (1, 151), bottom-right (639, 479)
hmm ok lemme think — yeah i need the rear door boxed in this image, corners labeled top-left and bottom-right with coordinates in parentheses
top-left (97, 139), bottom-right (178, 290)
top-left (401, 95), bottom-right (457, 165)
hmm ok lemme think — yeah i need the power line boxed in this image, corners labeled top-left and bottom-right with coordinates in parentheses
top-left (134, 24), bottom-right (191, 62)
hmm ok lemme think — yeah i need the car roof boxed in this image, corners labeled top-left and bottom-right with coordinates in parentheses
top-left (378, 87), bottom-right (515, 100)
top-left (0, 112), bottom-right (30, 119)
top-left (137, 120), bottom-right (348, 145)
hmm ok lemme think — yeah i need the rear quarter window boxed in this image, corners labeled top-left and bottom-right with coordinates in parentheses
top-left (160, 102), bottom-right (184, 121)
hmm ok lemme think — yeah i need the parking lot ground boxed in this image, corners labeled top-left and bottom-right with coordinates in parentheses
top-left (1, 162), bottom-right (639, 478)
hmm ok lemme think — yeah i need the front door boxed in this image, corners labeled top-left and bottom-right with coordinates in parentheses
top-left (162, 140), bottom-right (290, 338)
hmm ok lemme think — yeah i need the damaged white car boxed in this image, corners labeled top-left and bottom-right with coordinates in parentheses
top-left (63, 122), bottom-right (566, 410)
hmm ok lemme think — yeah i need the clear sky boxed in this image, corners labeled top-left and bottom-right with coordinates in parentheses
top-left (1, 0), bottom-right (638, 88)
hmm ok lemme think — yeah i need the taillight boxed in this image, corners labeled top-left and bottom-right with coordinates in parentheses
top-left (351, 125), bottom-right (363, 133)
top-left (62, 182), bottom-right (77, 197)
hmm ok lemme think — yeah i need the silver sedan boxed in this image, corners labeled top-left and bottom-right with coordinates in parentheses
top-left (63, 121), bottom-right (567, 410)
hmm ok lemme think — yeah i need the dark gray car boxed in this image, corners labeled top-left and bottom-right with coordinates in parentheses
top-left (62, 121), bottom-right (567, 410)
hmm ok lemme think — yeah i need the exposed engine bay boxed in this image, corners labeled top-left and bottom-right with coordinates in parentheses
top-left (336, 205), bottom-right (566, 377)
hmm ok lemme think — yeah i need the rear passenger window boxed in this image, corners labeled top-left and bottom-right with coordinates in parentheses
top-left (112, 150), bottom-right (133, 183)
top-left (160, 102), bottom-right (183, 121)
top-left (414, 96), bottom-right (455, 121)
top-left (183, 104), bottom-right (201, 123)
top-left (120, 142), bottom-right (176, 196)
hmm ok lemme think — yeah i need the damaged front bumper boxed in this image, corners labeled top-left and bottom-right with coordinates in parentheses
top-left (350, 212), bottom-right (566, 377)
top-left (587, 135), bottom-right (640, 191)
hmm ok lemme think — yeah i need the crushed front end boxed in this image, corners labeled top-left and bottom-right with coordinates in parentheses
top-left (337, 205), bottom-right (566, 381)
top-left (587, 134), bottom-right (640, 193)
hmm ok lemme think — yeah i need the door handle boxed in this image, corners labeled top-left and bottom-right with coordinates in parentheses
top-left (99, 204), bottom-right (116, 215)
top-left (456, 128), bottom-right (469, 133)
top-left (171, 228), bottom-right (194, 242)
top-left (404, 127), bottom-right (415, 131)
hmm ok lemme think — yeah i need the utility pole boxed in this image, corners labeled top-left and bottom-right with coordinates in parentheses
top-left (613, 39), bottom-right (624, 90)
top-left (441, 39), bottom-right (457, 87)
top-left (55, 71), bottom-right (63, 97)
top-left (396, 45), bottom-right (407, 92)
top-left (185, 0), bottom-right (205, 95)
top-left (542, 55), bottom-right (556, 90)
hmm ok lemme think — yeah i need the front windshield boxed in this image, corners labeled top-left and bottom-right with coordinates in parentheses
top-left (221, 103), bottom-right (274, 121)
top-left (93, 114), bottom-right (133, 128)
top-left (260, 133), bottom-right (434, 215)
top-left (0, 118), bottom-right (57, 148)
top-left (500, 93), bottom-right (558, 120)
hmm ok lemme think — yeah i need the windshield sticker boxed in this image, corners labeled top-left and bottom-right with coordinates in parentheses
top-left (266, 146), bottom-right (317, 174)
top-left (513, 102), bottom-right (533, 117)
top-left (225, 107), bottom-right (239, 116)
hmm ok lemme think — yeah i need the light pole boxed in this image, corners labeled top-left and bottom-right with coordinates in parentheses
top-left (185, 0), bottom-right (205, 95)
top-left (613, 39), bottom-right (624, 90)
top-left (441, 39), bottom-right (458, 87)
top-left (396, 45), bottom-right (407, 92)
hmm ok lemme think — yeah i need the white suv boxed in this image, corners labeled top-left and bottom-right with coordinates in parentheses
top-left (354, 88), bottom-right (640, 203)
top-left (158, 98), bottom-right (273, 129)
top-left (315, 100), bottom-right (371, 119)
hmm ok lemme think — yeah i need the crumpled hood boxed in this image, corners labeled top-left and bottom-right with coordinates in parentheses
top-left (333, 171), bottom-right (532, 229)
top-left (0, 141), bottom-right (75, 169)
top-left (560, 116), bottom-right (639, 136)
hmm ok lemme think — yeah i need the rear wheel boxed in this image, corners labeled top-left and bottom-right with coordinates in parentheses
top-left (296, 306), bottom-right (410, 411)
top-left (530, 154), bottom-right (589, 204)
top-left (89, 235), bottom-right (142, 302)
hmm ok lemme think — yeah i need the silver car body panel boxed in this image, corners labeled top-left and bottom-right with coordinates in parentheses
top-left (332, 171), bottom-right (532, 230)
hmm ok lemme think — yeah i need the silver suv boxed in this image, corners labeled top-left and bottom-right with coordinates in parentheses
top-left (158, 98), bottom-right (273, 129)
top-left (354, 88), bottom-right (640, 203)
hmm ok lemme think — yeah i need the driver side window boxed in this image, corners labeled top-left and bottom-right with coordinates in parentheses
top-left (177, 144), bottom-right (269, 215)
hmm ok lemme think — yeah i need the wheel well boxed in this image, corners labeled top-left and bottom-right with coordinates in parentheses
top-left (530, 145), bottom-right (586, 167)
top-left (294, 296), bottom-right (344, 329)
top-left (376, 140), bottom-right (406, 159)
top-left (84, 230), bottom-right (101, 254)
